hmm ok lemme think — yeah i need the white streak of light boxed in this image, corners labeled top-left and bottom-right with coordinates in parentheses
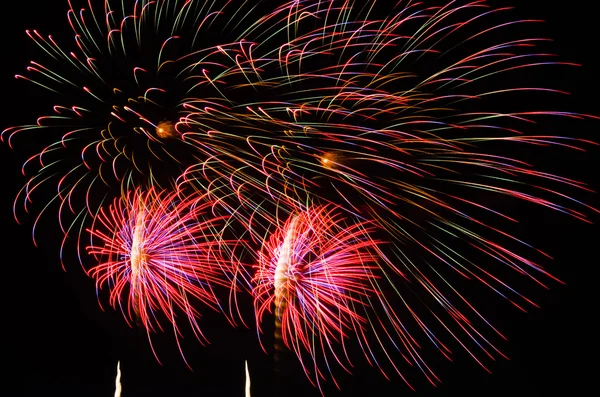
top-left (114, 360), bottom-right (122, 397)
top-left (245, 360), bottom-right (251, 397)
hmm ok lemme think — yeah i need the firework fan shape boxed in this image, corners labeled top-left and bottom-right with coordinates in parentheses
top-left (86, 186), bottom-right (238, 365)
top-left (253, 205), bottom-right (387, 390)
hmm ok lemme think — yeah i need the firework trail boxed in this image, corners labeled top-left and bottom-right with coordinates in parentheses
top-left (86, 186), bottom-right (239, 365)
top-left (113, 361), bottom-right (122, 397)
top-left (245, 360), bottom-right (251, 397)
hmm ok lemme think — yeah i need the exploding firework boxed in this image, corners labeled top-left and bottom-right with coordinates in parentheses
top-left (6, 0), bottom-right (596, 262)
top-left (2, 0), bottom-right (598, 394)
top-left (86, 186), bottom-right (239, 364)
top-left (225, 0), bottom-right (598, 393)
top-left (0, 0), bottom-right (277, 262)
top-left (252, 204), bottom-right (428, 392)
top-left (252, 205), bottom-right (378, 389)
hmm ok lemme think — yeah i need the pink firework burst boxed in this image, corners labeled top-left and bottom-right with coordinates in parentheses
top-left (253, 204), bottom-right (395, 391)
top-left (86, 186), bottom-right (238, 364)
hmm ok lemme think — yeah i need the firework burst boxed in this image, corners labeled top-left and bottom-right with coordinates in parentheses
top-left (251, 204), bottom-right (456, 393)
top-left (2, 0), bottom-right (598, 394)
top-left (0, 0), bottom-right (277, 262)
top-left (220, 0), bottom-right (598, 392)
top-left (86, 186), bottom-right (238, 365)
top-left (252, 205), bottom-right (383, 389)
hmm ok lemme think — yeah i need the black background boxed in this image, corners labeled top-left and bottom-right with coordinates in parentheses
top-left (1, 1), bottom-right (598, 396)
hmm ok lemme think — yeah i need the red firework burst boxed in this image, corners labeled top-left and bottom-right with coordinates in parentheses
top-left (253, 204), bottom-right (389, 391)
top-left (86, 186), bottom-right (237, 364)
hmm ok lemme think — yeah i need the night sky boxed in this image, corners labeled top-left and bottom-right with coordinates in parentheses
top-left (1, 1), bottom-right (598, 396)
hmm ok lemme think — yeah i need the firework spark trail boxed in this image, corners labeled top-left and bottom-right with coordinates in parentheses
top-left (272, 213), bottom-right (298, 376)
top-left (86, 186), bottom-right (240, 366)
top-left (245, 360), bottom-right (251, 397)
top-left (113, 361), bottom-right (121, 397)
